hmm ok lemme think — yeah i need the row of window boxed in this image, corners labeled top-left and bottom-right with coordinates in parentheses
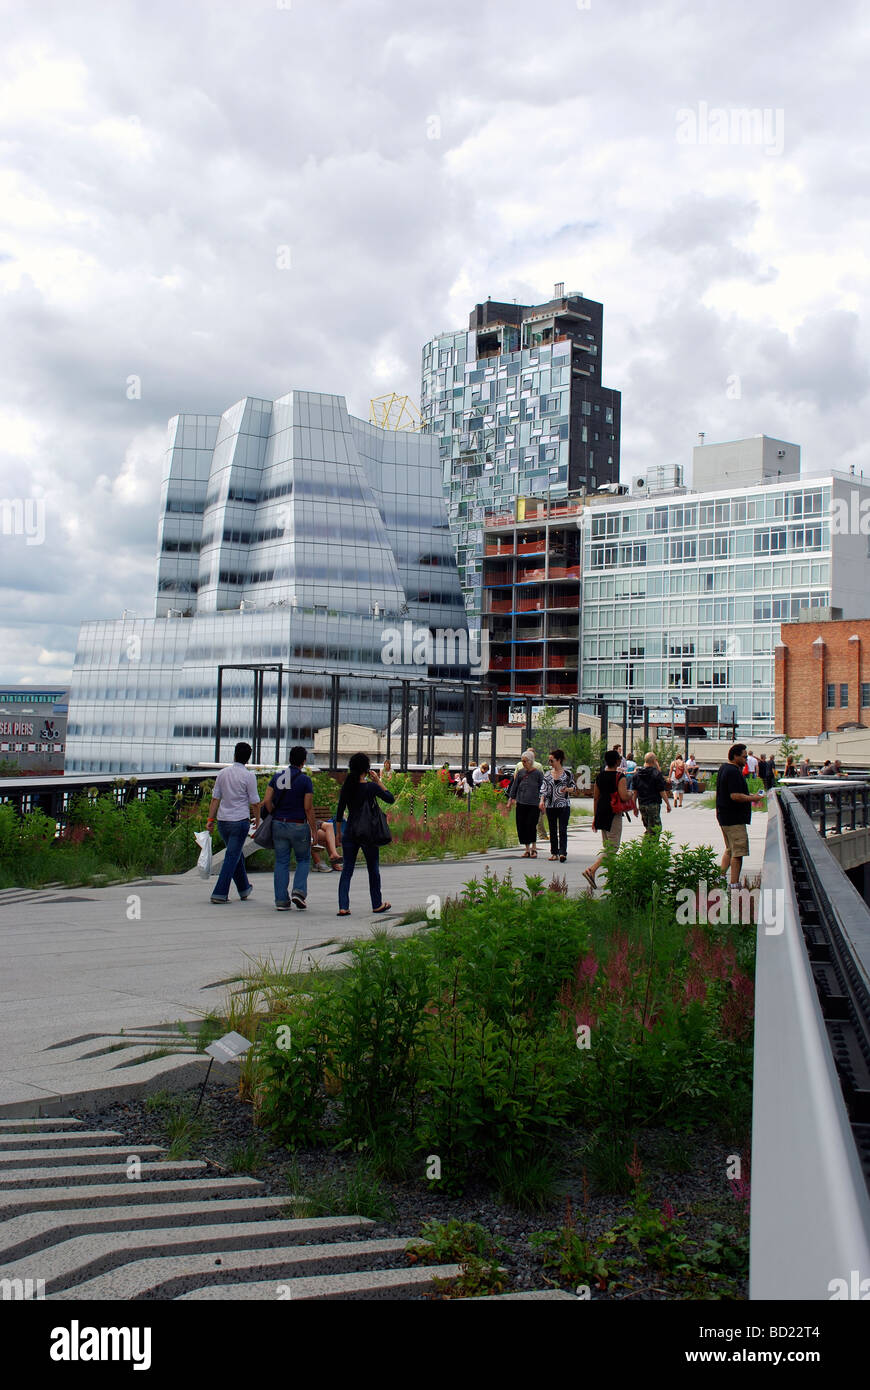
top-left (826, 684), bottom-right (870, 709)
top-left (590, 492), bottom-right (827, 538)
top-left (590, 527), bottom-right (825, 568)
top-left (584, 593), bottom-right (828, 628)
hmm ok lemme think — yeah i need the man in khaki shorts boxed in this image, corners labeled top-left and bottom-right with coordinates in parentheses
top-left (716, 743), bottom-right (763, 886)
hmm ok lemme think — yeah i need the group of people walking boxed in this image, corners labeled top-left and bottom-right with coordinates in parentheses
top-left (206, 743), bottom-right (393, 916)
top-left (207, 733), bottom-right (781, 911)
top-left (506, 748), bottom-right (575, 860)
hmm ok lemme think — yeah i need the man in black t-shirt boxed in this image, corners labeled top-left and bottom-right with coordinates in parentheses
top-left (634, 752), bottom-right (672, 837)
top-left (716, 743), bottom-right (763, 886)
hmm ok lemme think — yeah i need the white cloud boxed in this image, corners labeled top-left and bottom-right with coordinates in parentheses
top-left (0, 0), bottom-right (868, 686)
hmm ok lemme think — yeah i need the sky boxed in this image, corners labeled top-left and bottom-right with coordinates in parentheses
top-left (1, 0), bottom-right (869, 685)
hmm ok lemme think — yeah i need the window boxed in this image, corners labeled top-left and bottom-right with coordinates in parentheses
top-left (862, 683), bottom-right (870, 708)
top-left (840, 683), bottom-right (849, 708)
top-left (826, 684), bottom-right (836, 709)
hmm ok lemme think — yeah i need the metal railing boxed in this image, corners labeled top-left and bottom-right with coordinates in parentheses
top-left (785, 779), bottom-right (870, 837)
top-left (751, 788), bottom-right (870, 1298)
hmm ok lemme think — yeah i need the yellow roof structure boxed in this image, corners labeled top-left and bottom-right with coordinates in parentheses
top-left (369, 394), bottom-right (423, 431)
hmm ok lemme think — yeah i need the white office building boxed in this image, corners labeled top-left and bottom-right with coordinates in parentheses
top-left (580, 437), bottom-right (870, 737)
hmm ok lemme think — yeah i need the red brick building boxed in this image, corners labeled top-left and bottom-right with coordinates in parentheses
top-left (775, 617), bottom-right (870, 737)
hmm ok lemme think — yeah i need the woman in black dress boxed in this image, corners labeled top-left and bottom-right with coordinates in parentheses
top-left (334, 753), bottom-right (395, 916)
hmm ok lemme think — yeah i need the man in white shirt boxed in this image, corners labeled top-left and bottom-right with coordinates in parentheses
top-left (472, 762), bottom-right (490, 786)
top-left (205, 742), bottom-right (261, 904)
top-left (746, 751), bottom-right (759, 776)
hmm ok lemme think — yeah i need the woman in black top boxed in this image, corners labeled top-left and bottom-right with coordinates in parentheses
top-left (335, 752), bottom-right (395, 916)
top-left (584, 749), bottom-right (630, 890)
top-left (507, 751), bottom-right (545, 857)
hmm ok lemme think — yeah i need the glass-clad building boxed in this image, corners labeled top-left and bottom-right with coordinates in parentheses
top-left (580, 463), bottom-right (870, 737)
top-left (421, 288), bottom-right (621, 626)
top-left (66, 391), bottom-right (467, 772)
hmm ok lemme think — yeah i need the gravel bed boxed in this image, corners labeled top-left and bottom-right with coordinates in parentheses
top-left (75, 1086), bottom-right (749, 1300)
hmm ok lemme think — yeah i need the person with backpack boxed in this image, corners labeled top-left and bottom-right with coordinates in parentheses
top-left (334, 752), bottom-right (395, 916)
top-left (539, 748), bottom-right (576, 862)
top-left (584, 749), bottom-right (631, 890)
top-left (633, 752), bottom-right (672, 838)
top-left (261, 745), bottom-right (318, 911)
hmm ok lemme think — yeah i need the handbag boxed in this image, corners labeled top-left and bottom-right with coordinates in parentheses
top-left (251, 813), bottom-right (273, 848)
top-left (348, 792), bottom-right (392, 846)
top-left (252, 765), bottom-right (298, 848)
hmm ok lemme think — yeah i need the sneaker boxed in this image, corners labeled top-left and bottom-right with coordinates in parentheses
top-left (291, 891), bottom-right (307, 910)
top-left (275, 901), bottom-right (291, 911)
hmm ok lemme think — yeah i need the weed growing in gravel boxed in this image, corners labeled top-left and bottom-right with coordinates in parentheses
top-left (530, 1188), bottom-right (614, 1291)
top-left (489, 1149), bottom-right (560, 1213)
top-left (224, 1136), bottom-right (268, 1173)
top-left (428, 1257), bottom-right (511, 1299)
top-left (283, 1158), bottom-right (395, 1221)
top-left (406, 1218), bottom-right (505, 1265)
top-left (144, 1090), bottom-right (210, 1159)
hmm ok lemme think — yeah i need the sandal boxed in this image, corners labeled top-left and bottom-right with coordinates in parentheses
top-left (530, 849), bottom-right (537, 858)
top-left (582, 868), bottom-right (597, 890)
top-left (521, 850), bottom-right (531, 858)
top-left (372, 902), bottom-right (391, 914)
top-left (337, 909), bottom-right (350, 916)
top-left (548, 855), bottom-right (558, 861)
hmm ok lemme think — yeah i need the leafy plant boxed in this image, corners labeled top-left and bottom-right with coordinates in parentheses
top-left (530, 1193), bottom-right (613, 1290)
top-left (406, 1219), bottom-right (505, 1265)
top-left (428, 1256), bottom-right (511, 1299)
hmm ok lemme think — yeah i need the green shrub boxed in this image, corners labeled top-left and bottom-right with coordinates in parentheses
top-left (407, 1218), bottom-right (504, 1264)
top-left (330, 935), bottom-right (432, 1140)
top-left (255, 1000), bottom-right (331, 1147)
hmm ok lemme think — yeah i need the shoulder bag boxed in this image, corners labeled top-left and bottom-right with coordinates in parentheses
top-left (348, 789), bottom-right (392, 847)
top-left (252, 766), bottom-right (298, 848)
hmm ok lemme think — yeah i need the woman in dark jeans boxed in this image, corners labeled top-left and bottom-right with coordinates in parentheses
top-left (334, 752), bottom-right (395, 916)
top-left (584, 748), bottom-right (630, 890)
top-left (539, 748), bottom-right (575, 862)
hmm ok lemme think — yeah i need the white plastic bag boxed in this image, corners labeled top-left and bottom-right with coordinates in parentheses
top-left (194, 829), bottom-right (213, 879)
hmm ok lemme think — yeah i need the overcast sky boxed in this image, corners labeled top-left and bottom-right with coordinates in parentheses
top-left (2, 0), bottom-right (868, 684)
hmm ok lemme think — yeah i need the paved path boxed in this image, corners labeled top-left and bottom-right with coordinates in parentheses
top-left (0, 798), bottom-right (763, 1113)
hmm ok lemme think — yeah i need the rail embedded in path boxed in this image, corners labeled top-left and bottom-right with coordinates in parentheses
top-left (0, 772), bottom-right (215, 831)
top-left (752, 786), bottom-right (870, 1299)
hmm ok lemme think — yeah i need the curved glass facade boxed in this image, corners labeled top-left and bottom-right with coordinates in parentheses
top-left (67, 391), bottom-right (467, 771)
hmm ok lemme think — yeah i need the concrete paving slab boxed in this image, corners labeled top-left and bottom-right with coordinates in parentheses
top-left (0, 1160), bottom-right (207, 1189)
top-left (0, 1177), bottom-right (265, 1218)
top-left (47, 1237), bottom-right (417, 1299)
top-left (177, 1265), bottom-right (463, 1300)
top-left (0, 1130), bottom-right (124, 1149)
top-left (0, 1199), bottom-right (349, 1263)
top-left (0, 1118), bottom-right (84, 1130)
top-left (0, 1144), bottom-right (164, 1169)
top-left (2, 1216), bottom-right (376, 1293)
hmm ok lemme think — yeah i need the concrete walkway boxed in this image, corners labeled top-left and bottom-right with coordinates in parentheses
top-left (0, 799), bottom-right (763, 1114)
